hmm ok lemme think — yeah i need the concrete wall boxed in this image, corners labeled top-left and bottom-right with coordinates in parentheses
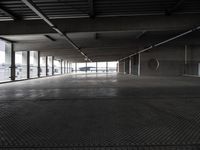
top-left (118, 45), bottom-right (200, 77)
top-left (140, 46), bottom-right (185, 76)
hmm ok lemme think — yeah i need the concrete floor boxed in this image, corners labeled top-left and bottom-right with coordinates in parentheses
top-left (0, 73), bottom-right (200, 149)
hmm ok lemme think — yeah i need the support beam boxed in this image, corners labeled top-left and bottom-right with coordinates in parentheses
top-left (129, 57), bottom-right (132, 74)
top-left (38, 51), bottom-right (40, 77)
top-left (96, 62), bottom-right (97, 73)
top-left (138, 54), bottom-right (140, 76)
top-left (86, 62), bottom-right (87, 73)
top-left (69, 62), bottom-right (71, 73)
top-left (0, 14), bottom-right (200, 35)
top-left (10, 43), bottom-right (15, 81)
top-left (119, 25), bottom-right (200, 61)
top-left (88, 0), bottom-right (95, 18)
top-left (27, 51), bottom-right (30, 79)
top-left (66, 61), bottom-right (68, 73)
top-left (0, 37), bottom-right (15, 43)
top-left (46, 56), bottom-right (48, 76)
top-left (75, 63), bottom-right (77, 72)
top-left (61, 59), bottom-right (63, 74)
top-left (44, 35), bottom-right (56, 42)
top-left (64, 60), bottom-right (66, 74)
top-left (166, 0), bottom-right (185, 15)
top-left (68, 62), bottom-right (70, 73)
top-left (21, 0), bottom-right (78, 49)
top-left (21, 0), bottom-right (91, 62)
top-left (106, 62), bottom-right (108, 72)
top-left (0, 5), bottom-right (18, 20)
top-left (136, 31), bottom-right (146, 39)
top-left (52, 56), bottom-right (54, 76)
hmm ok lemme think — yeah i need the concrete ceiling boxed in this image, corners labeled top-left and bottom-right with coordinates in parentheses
top-left (0, 0), bottom-right (200, 62)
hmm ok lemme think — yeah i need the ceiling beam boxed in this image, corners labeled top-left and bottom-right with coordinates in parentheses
top-left (0, 5), bottom-right (19, 20)
top-left (44, 35), bottom-right (56, 42)
top-left (21, 0), bottom-right (91, 62)
top-left (0, 14), bottom-right (199, 35)
top-left (0, 37), bottom-right (15, 43)
top-left (135, 31), bottom-right (146, 39)
top-left (166, 0), bottom-right (185, 15)
top-left (14, 41), bottom-right (72, 51)
top-left (88, 0), bottom-right (95, 18)
top-left (119, 25), bottom-right (200, 61)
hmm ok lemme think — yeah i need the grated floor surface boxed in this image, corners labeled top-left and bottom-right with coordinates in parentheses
top-left (0, 73), bottom-right (200, 149)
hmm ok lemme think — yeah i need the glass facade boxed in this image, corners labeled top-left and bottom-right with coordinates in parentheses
top-left (72, 62), bottom-right (118, 73)
top-left (108, 61), bottom-right (118, 72)
top-left (77, 62), bottom-right (86, 73)
top-left (97, 62), bottom-right (107, 73)
top-left (0, 40), bottom-right (11, 82)
top-left (15, 51), bottom-right (27, 80)
top-left (40, 56), bottom-right (46, 77)
top-left (71, 63), bottom-right (76, 73)
top-left (30, 51), bottom-right (38, 78)
top-left (54, 59), bottom-right (61, 75)
top-left (0, 43), bottom-right (119, 83)
top-left (86, 62), bottom-right (97, 73)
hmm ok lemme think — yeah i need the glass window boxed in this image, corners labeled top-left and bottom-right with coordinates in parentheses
top-left (54, 59), bottom-right (61, 75)
top-left (77, 62), bottom-right (86, 73)
top-left (0, 40), bottom-right (11, 82)
top-left (108, 61), bottom-right (118, 72)
top-left (15, 51), bottom-right (27, 80)
top-left (97, 62), bottom-right (106, 73)
top-left (71, 63), bottom-right (76, 73)
top-left (40, 56), bottom-right (46, 77)
top-left (30, 51), bottom-right (38, 78)
top-left (87, 62), bottom-right (97, 73)
top-left (47, 56), bottom-right (53, 76)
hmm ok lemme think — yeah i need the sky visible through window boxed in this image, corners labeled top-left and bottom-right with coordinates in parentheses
top-left (0, 40), bottom-right (6, 64)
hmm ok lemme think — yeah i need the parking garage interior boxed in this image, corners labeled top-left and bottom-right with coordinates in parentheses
top-left (0, 0), bottom-right (200, 149)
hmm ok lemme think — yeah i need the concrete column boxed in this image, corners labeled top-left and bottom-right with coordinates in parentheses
top-left (129, 57), bottom-right (132, 74)
top-left (37, 51), bottom-right (40, 78)
top-left (66, 61), bottom-right (68, 73)
top-left (96, 62), bottom-right (98, 73)
top-left (67, 61), bottom-right (69, 73)
top-left (75, 62), bottom-right (77, 72)
top-left (68, 62), bottom-right (70, 73)
top-left (117, 62), bottom-right (119, 73)
top-left (184, 45), bottom-right (188, 65)
top-left (64, 60), bottom-right (66, 74)
top-left (70, 62), bottom-right (71, 73)
top-left (61, 59), bottom-right (63, 74)
top-left (52, 56), bottom-right (54, 76)
top-left (10, 43), bottom-right (15, 81)
top-left (138, 53), bottom-right (141, 76)
top-left (124, 58), bottom-right (130, 74)
top-left (46, 56), bottom-right (48, 76)
top-left (86, 62), bottom-right (87, 73)
top-left (106, 62), bottom-right (108, 73)
top-left (184, 45), bottom-right (187, 74)
top-left (27, 51), bottom-right (30, 79)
